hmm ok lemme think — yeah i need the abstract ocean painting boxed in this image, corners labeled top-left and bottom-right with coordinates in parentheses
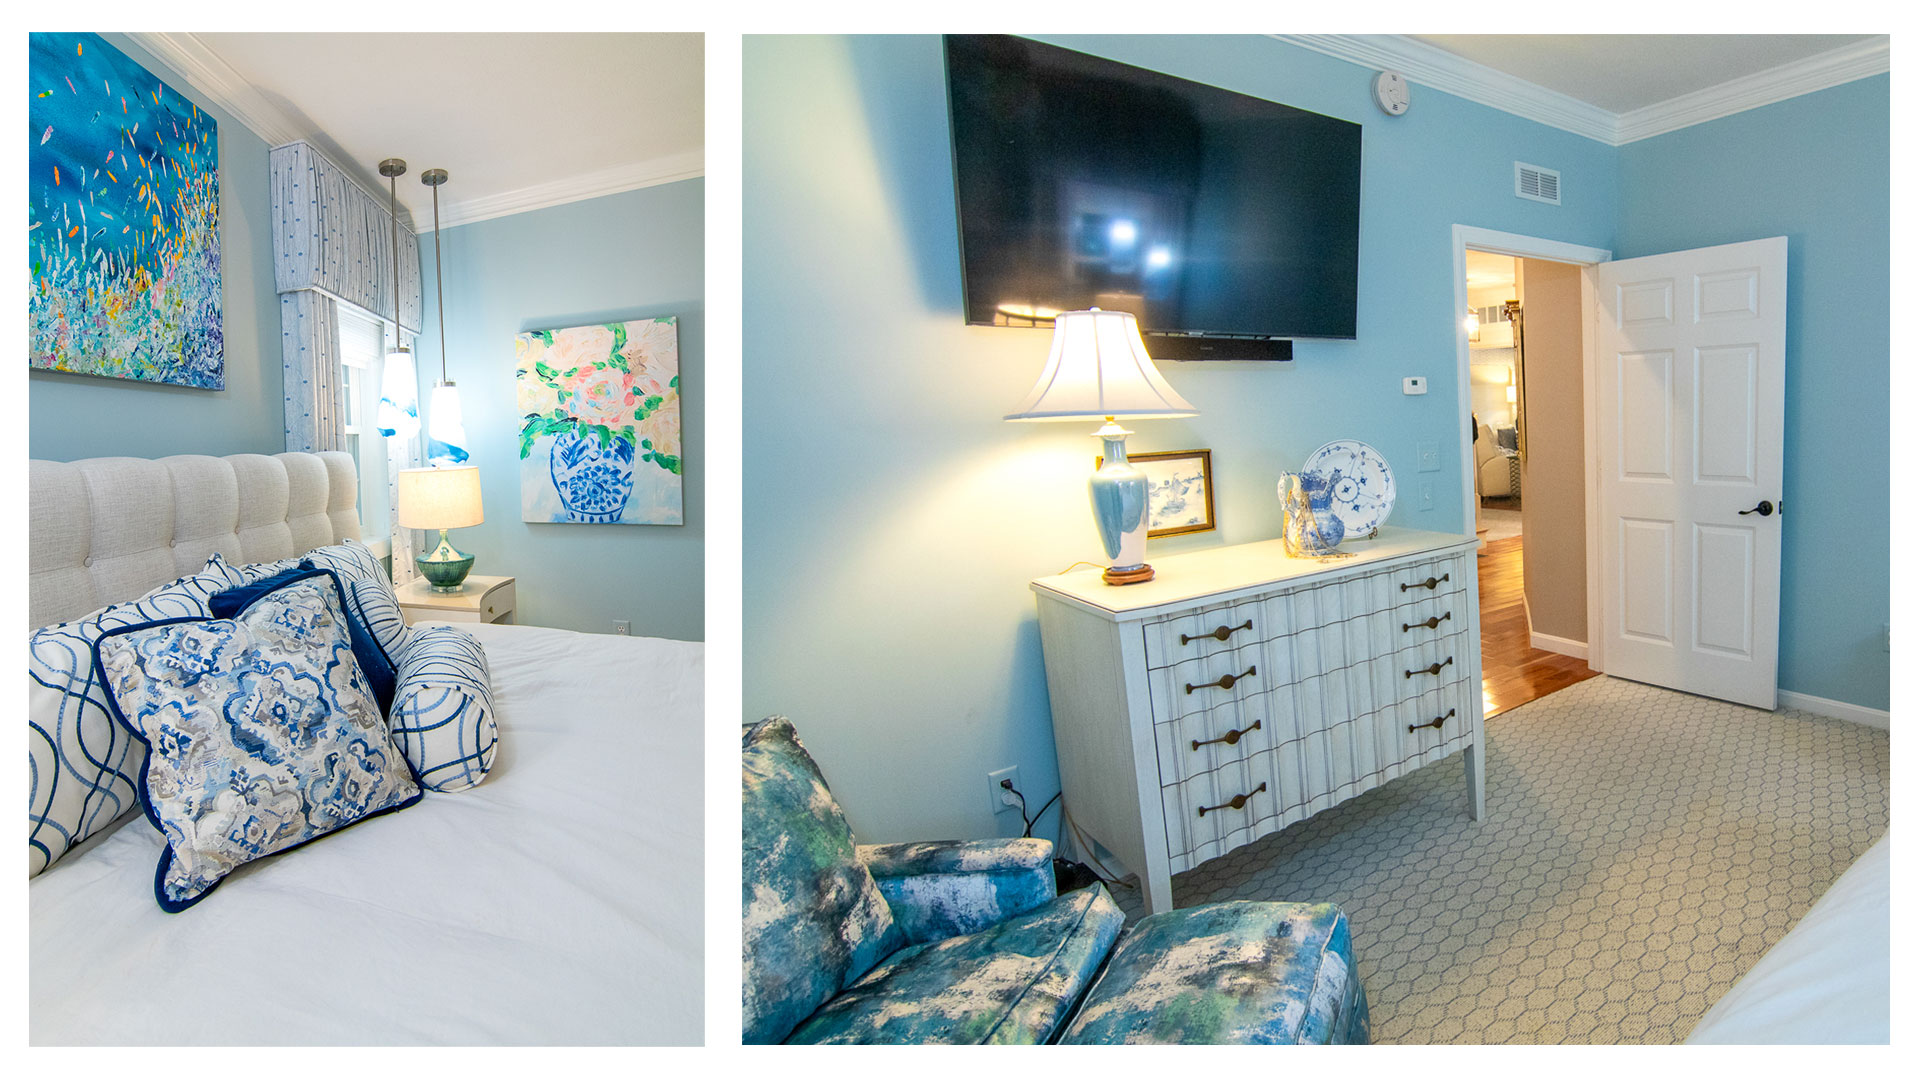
top-left (29, 33), bottom-right (222, 388)
top-left (515, 317), bottom-right (682, 525)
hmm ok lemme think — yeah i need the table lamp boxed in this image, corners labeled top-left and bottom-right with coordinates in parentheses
top-left (1005, 308), bottom-right (1196, 585)
top-left (398, 465), bottom-right (484, 591)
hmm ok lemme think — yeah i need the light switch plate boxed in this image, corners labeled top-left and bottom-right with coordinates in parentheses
top-left (1403, 376), bottom-right (1427, 395)
top-left (1418, 481), bottom-right (1434, 510)
top-left (1417, 441), bottom-right (1440, 472)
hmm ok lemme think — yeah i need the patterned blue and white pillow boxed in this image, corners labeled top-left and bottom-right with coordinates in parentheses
top-left (27, 570), bottom-right (231, 878)
top-left (389, 626), bottom-right (499, 792)
top-left (304, 539), bottom-right (400, 607)
top-left (95, 575), bottom-right (422, 911)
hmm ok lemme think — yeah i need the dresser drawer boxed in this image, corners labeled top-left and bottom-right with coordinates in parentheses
top-left (1149, 640), bottom-right (1286, 726)
top-left (1377, 630), bottom-right (1468, 701)
top-left (1160, 747), bottom-right (1283, 861)
top-left (1151, 694), bottom-right (1287, 786)
top-left (1382, 554), bottom-right (1466, 608)
top-left (1144, 597), bottom-right (1276, 669)
top-left (1391, 679), bottom-right (1476, 764)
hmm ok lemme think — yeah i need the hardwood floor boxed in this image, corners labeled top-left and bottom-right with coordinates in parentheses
top-left (1478, 534), bottom-right (1598, 719)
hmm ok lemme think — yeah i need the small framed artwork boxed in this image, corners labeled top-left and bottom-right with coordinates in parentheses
top-left (1098, 448), bottom-right (1216, 538)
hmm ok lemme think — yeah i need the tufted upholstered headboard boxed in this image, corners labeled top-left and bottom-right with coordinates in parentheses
top-left (28, 452), bottom-right (363, 630)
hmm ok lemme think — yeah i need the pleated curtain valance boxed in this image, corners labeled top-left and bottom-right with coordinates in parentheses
top-left (271, 140), bottom-right (424, 454)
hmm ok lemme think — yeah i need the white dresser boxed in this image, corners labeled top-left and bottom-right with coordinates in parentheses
top-left (1031, 528), bottom-right (1485, 914)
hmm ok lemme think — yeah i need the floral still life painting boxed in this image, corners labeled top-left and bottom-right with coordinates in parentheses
top-left (29, 33), bottom-right (222, 388)
top-left (515, 317), bottom-right (682, 525)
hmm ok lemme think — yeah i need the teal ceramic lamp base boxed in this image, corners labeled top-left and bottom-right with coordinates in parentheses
top-left (416, 528), bottom-right (476, 592)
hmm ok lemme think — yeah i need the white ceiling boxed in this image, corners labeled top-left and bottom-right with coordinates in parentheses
top-left (1408, 35), bottom-right (1878, 114)
top-left (137, 33), bottom-right (703, 231)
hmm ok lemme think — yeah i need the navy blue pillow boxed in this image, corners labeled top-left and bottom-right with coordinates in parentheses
top-left (211, 565), bottom-right (397, 711)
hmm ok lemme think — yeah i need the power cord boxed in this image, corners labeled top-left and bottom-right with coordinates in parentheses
top-left (999, 779), bottom-right (1134, 893)
top-left (997, 778), bottom-right (1062, 839)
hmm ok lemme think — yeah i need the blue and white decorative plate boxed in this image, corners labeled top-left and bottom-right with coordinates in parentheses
top-left (1301, 440), bottom-right (1395, 538)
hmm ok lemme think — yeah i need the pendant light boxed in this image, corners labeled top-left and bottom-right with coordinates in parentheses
top-left (422, 168), bottom-right (470, 465)
top-left (375, 158), bottom-right (421, 441)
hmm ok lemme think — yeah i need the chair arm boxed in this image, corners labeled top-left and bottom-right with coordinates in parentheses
top-left (857, 838), bottom-right (1056, 945)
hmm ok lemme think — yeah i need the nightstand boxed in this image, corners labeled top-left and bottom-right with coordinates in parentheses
top-left (395, 573), bottom-right (516, 625)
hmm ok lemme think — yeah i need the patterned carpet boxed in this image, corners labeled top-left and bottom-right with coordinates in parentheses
top-left (1106, 676), bottom-right (1890, 1044)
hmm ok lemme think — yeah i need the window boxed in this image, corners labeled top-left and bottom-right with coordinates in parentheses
top-left (337, 305), bottom-right (392, 556)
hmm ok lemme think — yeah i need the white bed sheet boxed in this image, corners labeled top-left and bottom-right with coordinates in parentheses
top-left (30, 621), bottom-right (703, 1046)
top-left (1686, 832), bottom-right (1889, 1044)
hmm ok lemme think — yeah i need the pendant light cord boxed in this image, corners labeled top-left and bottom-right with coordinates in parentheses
top-left (432, 181), bottom-right (448, 384)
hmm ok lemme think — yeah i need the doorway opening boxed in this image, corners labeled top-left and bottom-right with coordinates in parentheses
top-left (1452, 228), bottom-right (1608, 719)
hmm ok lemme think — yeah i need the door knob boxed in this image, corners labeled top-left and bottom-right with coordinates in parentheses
top-left (1738, 500), bottom-right (1775, 517)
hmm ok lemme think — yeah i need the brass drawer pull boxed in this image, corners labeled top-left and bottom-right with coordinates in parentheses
top-left (1402, 611), bottom-right (1453, 632)
top-left (1186, 666), bottom-right (1256, 695)
top-left (1401, 572), bottom-right (1451, 592)
top-left (1405, 656), bottom-right (1455, 679)
top-left (1197, 782), bottom-right (1267, 817)
top-left (1192, 719), bottom-right (1262, 751)
top-left (1410, 708), bottom-right (1456, 732)
top-left (1181, 619), bottom-right (1252, 646)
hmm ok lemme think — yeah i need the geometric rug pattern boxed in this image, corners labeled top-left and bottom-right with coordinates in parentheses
top-left (1106, 676), bottom-right (1890, 1043)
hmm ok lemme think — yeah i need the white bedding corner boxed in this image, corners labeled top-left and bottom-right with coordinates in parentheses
top-left (1685, 832), bottom-right (1889, 1045)
top-left (30, 621), bottom-right (704, 1046)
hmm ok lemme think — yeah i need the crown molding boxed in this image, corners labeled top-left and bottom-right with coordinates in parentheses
top-left (415, 152), bottom-right (705, 232)
top-left (1612, 36), bottom-right (1889, 144)
top-left (1273, 34), bottom-right (1617, 144)
top-left (1272, 34), bottom-right (1889, 147)
top-left (120, 32), bottom-right (417, 229)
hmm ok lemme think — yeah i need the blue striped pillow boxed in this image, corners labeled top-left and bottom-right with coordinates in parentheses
top-left (27, 570), bottom-right (230, 877)
top-left (389, 626), bottom-right (499, 792)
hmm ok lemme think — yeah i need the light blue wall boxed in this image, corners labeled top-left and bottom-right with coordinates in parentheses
top-left (29, 33), bottom-right (283, 461)
top-left (743, 34), bottom-right (1620, 845)
top-left (1618, 76), bottom-right (1890, 711)
top-left (412, 181), bottom-right (704, 640)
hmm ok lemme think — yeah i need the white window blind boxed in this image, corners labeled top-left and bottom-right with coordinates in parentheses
top-left (336, 305), bottom-right (391, 550)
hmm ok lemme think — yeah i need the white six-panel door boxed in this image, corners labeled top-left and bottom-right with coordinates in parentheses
top-left (1594, 237), bottom-right (1786, 709)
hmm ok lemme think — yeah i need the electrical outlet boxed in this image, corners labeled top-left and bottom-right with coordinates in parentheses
top-left (988, 766), bottom-right (1022, 815)
top-left (1417, 441), bottom-right (1440, 472)
top-left (613, 620), bottom-right (630, 636)
top-left (1418, 481), bottom-right (1434, 511)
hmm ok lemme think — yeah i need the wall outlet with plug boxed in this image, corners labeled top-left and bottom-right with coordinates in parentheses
top-left (988, 766), bottom-right (1023, 815)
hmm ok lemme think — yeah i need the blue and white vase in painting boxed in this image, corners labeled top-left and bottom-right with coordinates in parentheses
top-left (550, 430), bottom-right (637, 523)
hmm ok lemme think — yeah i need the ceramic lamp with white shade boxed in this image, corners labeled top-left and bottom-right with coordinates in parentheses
top-left (1005, 308), bottom-right (1196, 585)
top-left (399, 465), bottom-right (484, 591)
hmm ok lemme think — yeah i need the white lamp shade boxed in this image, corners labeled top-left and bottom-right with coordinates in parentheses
top-left (398, 465), bottom-right (484, 529)
top-left (1506, 384), bottom-right (1518, 403)
top-left (1005, 308), bottom-right (1197, 421)
top-left (427, 383), bottom-right (470, 464)
top-left (377, 346), bottom-right (421, 440)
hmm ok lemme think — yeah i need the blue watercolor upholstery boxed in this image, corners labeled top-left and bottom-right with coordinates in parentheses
top-left (743, 714), bottom-right (1371, 1045)
top-left (1059, 900), bottom-right (1371, 1044)
top-left (788, 885), bottom-right (1125, 1044)
top-left (858, 838), bottom-right (1056, 944)
top-left (742, 717), bottom-right (905, 1044)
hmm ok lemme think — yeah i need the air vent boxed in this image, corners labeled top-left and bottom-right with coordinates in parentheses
top-left (1514, 162), bottom-right (1560, 205)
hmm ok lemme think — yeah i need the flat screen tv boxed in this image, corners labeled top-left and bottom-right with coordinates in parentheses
top-left (945, 35), bottom-right (1362, 361)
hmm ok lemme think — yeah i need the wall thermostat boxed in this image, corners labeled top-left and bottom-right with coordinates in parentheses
top-left (1403, 376), bottom-right (1427, 395)
top-left (1373, 70), bottom-right (1411, 116)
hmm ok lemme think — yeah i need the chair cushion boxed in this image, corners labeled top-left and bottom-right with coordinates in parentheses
top-left (741, 716), bottom-right (905, 1044)
top-left (786, 884), bottom-right (1125, 1044)
top-left (1058, 900), bottom-right (1370, 1045)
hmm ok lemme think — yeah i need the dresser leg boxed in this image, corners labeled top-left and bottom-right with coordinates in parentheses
top-left (1463, 744), bottom-right (1486, 820)
top-left (1144, 863), bottom-right (1174, 915)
